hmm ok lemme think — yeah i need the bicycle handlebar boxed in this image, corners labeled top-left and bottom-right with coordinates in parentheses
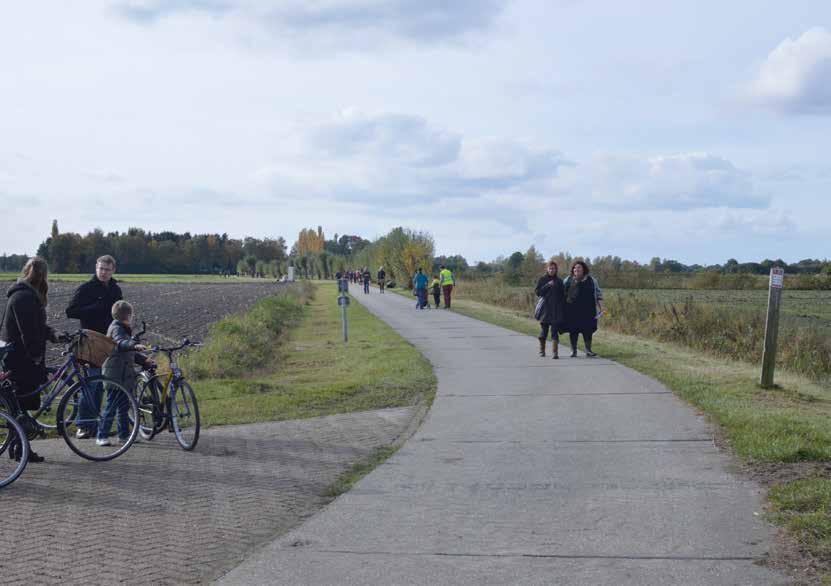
top-left (149, 339), bottom-right (202, 354)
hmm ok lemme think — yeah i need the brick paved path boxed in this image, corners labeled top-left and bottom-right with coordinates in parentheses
top-left (0, 407), bottom-right (415, 585)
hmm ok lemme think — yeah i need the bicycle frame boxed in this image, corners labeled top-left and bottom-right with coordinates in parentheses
top-left (1, 334), bottom-right (103, 432)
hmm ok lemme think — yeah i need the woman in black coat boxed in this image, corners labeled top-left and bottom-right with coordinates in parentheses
top-left (563, 260), bottom-right (604, 358)
top-left (534, 261), bottom-right (565, 359)
top-left (1, 257), bottom-right (57, 462)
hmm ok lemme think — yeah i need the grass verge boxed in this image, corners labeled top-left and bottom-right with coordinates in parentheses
top-left (325, 446), bottom-right (399, 497)
top-left (769, 479), bottom-right (831, 565)
top-left (447, 294), bottom-right (831, 574)
top-left (190, 282), bottom-right (436, 428)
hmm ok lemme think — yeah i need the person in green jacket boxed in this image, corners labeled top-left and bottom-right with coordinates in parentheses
top-left (431, 276), bottom-right (441, 308)
top-left (439, 265), bottom-right (455, 308)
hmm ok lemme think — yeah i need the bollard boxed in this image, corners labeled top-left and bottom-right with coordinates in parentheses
top-left (760, 267), bottom-right (784, 388)
top-left (337, 278), bottom-right (350, 343)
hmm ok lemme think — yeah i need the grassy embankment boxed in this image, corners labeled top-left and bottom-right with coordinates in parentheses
top-left (180, 281), bottom-right (435, 427)
top-left (447, 281), bottom-right (831, 574)
top-left (0, 272), bottom-right (270, 284)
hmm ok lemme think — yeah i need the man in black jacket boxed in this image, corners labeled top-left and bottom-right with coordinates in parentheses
top-left (66, 255), bottom-right (123, 437)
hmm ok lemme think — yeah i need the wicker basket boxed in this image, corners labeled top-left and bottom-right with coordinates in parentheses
top-left (75, 329), bottom-right (117, 368)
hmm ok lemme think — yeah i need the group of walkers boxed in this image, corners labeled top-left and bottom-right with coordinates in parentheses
top-left (339, 267), bottom-right (386, 294)
top-left (1, 255), bottom-right (153, 463)
top-left (535, 260), bottom-right (604, 359)
top-left (413, 265), bottom-right (455, 309)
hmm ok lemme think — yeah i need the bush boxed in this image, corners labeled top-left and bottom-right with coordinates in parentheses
top-left (182, 282), bottom-right (315, 379)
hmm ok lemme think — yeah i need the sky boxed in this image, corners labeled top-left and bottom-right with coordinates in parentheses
top-left (1, 0), bottom-right (830, 265)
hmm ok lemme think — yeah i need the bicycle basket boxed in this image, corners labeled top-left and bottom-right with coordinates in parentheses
top-left (75, 330), bottom-right (117, 368)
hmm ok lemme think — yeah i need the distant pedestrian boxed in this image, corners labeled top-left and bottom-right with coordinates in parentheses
top-left (534, 261), bottom-right (565, 359)
top-left (362, 267), bottom-right (371, 294)
top-left (98, 301), bottom-right (154, 446)
top-left (563, 261), bottom-right (604, 357)
top-left (413, 268), bottom-right (429, 309)
top-left (65, 255), bottom-right (123, 437)
top-left (431, 275), bottom-right (441, 308)
top-left (0, 257), bottom-right (58, 463)
top-left (439, 265), bottom-right (455, 308)
top-left (377, 266), bottom-right (386, 294)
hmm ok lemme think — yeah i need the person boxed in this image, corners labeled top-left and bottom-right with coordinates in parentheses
top-left (563, 260), bottom-right (604, 357)
top-left (439, 265), bottom-right (455, 308)
top-left (362, 267), bottom-right (371, 294)
top-left (0, 257), bottom-right (59, 463)
top-left (534, 261), bottom-right (565, 359)
top-left (377, 266), bottom-right (386, 294)
top-left (431, 275), bottom-right (441, 309)
top-left (413, 268), bottom-right (429, 309)
top-left (97, 301), bottom-right (153, 446)
top-left (65, 255), bottom-right (123, 438)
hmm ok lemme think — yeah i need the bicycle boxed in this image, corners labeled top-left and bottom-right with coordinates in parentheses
top-left (0, 348), bottom-right (30, 488)
top-left (0, 330), bottom-right (139, 461)
top-left (136, 337), bottom-right (201, 451)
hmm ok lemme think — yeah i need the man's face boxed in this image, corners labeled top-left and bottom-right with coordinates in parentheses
top-left (547, 265), bottom-right (557, 277)
top-left (96, 262), bottom-right (114, 283)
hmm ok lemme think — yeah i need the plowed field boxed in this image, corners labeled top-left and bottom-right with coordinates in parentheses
top-left (0, 280), bottom-right (282, 364)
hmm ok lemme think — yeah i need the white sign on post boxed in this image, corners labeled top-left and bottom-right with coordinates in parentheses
top-left (770, 268), bottom-right (784, 289)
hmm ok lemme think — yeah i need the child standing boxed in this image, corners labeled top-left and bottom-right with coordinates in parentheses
top-left (97, 301), bottom-right (154, 446)
top-left (431, 276), bottom-right (441, 309)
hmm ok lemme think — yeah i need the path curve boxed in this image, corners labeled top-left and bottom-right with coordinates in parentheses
top-left (219, 291), bottom-right (789, 585)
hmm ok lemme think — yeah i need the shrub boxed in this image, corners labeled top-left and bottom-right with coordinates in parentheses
top-left (182, 282), bottom-right (315, 379)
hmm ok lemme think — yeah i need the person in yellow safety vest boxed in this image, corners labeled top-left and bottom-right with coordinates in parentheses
top-left (439, 265), bottom-right (455, 309)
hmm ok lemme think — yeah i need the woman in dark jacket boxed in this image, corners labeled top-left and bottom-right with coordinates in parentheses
top-left (563, 260), bottom-right (604, 357)
top-left (534, 261), bottom-right (565, 359)
top-left (1, 257), bottom-right (57, 462)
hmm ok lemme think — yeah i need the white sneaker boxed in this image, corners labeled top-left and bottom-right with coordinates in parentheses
top-left (96, 437), bottom-right (111, 446)
top-left (76, 429), bottom-right (92, 439)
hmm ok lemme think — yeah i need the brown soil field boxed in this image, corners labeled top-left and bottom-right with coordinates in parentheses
top-left (0, 280), bottom-right (283, 364)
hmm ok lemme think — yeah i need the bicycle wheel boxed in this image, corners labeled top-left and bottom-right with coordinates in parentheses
top-left (29, 368), bottom-right (77, 431)
top-left (57, 376), bottom-right (139, 461)
top-left (136, 376), bottom-right (165, 440)
top-left (170, 380), bottom-right (199, 451)
top-left (0, 411), bottom-right (29, 488)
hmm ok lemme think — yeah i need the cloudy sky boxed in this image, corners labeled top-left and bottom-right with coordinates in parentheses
top-left (1, 1), bottom-right (830, 264)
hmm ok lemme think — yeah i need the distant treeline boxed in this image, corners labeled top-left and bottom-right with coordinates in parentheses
top-left (459, 249), bottom-right (831, 290)
top-left (30, 221), bottom-right (288, 276)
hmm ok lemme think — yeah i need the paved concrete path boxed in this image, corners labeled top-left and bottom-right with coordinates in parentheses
top-left (0, 407), bottom-right (415, 585)
top-left (219, 291), bottom-right (789, 585)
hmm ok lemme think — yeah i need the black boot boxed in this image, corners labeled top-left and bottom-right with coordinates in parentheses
top-left (585, 344), bottom-right (597, 358)
top-left (552, 339), bottom-right (559, 359)
top-left (570, 345), bottom-right (578, 358)
top-left (538, 338), bottom-right (546, 357)
top-left (29, 451), bottom-right (45, 463)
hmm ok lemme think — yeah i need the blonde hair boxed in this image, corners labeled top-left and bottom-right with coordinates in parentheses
top-left (111, 300), bottom-right (133, 321)
top-left (20, 257), bottom-right (49, 305)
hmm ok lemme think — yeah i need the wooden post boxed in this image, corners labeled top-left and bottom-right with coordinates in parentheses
top-left (760, 267), bottom-right (784, 388)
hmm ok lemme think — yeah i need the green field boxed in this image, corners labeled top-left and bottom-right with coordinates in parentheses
top-left (0, 272), bottom-right (271, 284)
top-left (607, 287), bottom-right (831, 332)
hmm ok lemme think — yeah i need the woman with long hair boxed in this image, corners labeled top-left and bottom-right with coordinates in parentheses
top-left (563, 260), bottom-right (604, 358)
top-left (534, 261), bottom-right (565, 358)
top-left (1, 257), bottom-right (58, 462)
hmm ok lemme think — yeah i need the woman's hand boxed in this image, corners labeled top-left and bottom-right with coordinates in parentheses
top-left (135, 344), bottom-right (149, 352)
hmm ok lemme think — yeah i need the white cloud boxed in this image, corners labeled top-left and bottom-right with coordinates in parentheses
top-left (113, 0), bottom-right (507, 49)
top-left (746, 27), bottom-right (831, 114)
top-left (573, 152), bottom-right (768, 210)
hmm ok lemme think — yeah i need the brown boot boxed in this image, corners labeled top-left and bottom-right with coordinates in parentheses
top-left (552, 339), bottom-right (559, 360)
top-left (538, 337), bottom-right (546, 357)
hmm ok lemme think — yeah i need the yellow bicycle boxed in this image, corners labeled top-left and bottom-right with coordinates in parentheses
top-left (136, 338), bottom-right (201, 451)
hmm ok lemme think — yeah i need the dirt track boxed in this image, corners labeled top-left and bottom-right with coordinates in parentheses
top-left (0, 280), bottom-right (282, 363)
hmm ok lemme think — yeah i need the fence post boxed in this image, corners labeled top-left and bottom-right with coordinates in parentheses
top-left (760, 267), bottom-right (784, 388)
